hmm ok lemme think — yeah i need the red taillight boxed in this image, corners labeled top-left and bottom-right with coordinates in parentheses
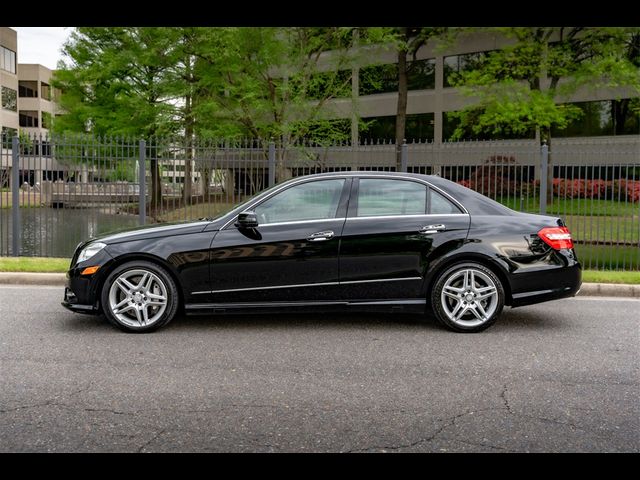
top-left (538, 226), bottom-right (574, 250)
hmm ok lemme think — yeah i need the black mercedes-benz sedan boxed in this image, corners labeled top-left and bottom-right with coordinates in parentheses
top-left (62, 172), bottom-right (581, 333)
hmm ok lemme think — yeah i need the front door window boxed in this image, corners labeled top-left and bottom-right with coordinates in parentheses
top-left (254, 179), bottom-right (345, 224)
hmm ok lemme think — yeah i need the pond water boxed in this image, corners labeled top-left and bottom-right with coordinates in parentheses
top-left (0, 207), bottom-right (141, 258)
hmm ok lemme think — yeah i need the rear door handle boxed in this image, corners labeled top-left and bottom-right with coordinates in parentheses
top-left (307, 230), bottom-right (335, 241)
top-left (419, 224), bottom-right (446, 234)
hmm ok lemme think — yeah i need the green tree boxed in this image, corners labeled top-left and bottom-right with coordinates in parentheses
top-left (188, 27), bottom-right (372, 181)
top-left (388, 27), bottom-right (448, 169)
top-left (52, 27), bottom-right (182, 211)
top-left (448, 27), bottom-right (640, 201)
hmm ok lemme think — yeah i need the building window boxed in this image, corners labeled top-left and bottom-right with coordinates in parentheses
top-left (551, 99), bottom-right (640, 137)
top-left (41, 82), bottom-right (51, 101)
top-left (19, 110), bottom-right (39, 128)
top-left (361, 114), bottom-right (435, 142)
top-left (407, 58), bottom-right (436, 90)
top-left (443, 110), bottom-right (535, 140)
top-left (19, 81), bottom-right (38, 98)
top-left (405, 113), bottom-right (434, 141)
top-left (360, 115), bottom-right (396, 141)
top-left (0, 46), bottom-right (17, 74)
top-left (359, 63), bottom-right (399, 96)
top-left (1, 86), bottom-right (17, 111)
top-left (443, 51), bottom-right (490, 87)
top-left (2, 127), bottom-right (17, 149)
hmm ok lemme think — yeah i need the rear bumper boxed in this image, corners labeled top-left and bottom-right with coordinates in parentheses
top-left (509, 255), bottom-right (582, 307)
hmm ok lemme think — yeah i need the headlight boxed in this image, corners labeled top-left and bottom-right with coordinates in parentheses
top-left (77, 242), bottom-right (106, 264)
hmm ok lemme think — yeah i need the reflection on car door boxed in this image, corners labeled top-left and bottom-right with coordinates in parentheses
top-left (204, 178), bottom-right (351, 304)
top-left (338, 177), bottom-right (471, 301)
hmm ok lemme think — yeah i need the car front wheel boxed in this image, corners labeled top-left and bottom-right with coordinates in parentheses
top-left (431, 262), bottom-right (505, 332)
top-left (101, 261), bottom-right (179, 333)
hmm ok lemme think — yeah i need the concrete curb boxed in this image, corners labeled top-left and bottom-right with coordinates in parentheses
top-left (0, 272), bottom-right (67, 286)
top-left (0, 272), bottom-right (638, 298)
top-left (577, 283), bottom-right (640, 299)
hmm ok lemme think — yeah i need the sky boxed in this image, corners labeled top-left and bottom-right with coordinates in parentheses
top-left (11, 27), bottom-right (72, 70)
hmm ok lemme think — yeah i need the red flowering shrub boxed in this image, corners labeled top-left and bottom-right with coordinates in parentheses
top-left (618, 180), bottom-right (640, 202)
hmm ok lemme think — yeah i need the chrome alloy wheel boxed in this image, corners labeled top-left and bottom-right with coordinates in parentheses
top-left (108, 269), bottom-right (168, 328)
top-left (440, 268), bottom-right (499, 327)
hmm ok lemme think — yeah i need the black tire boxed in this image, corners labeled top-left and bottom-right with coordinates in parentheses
top-left (430, 262), bottom-right (505, 333)
top-left (101, 260), bottom-right (179, 333)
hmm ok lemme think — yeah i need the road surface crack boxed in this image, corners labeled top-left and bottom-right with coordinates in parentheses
top-left (137, 429), bottom-right (167, 453)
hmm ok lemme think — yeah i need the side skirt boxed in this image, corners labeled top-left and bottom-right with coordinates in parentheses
top-left (184, 299), bottom-right (427, 315)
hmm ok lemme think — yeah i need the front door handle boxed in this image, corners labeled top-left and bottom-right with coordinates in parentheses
top-left (307, 230), bottom-right (335, 242)
top-left (419, 224), bottom-right (446, 234)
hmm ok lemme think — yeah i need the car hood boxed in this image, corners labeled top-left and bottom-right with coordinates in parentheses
top-left (90, 220), bottom-right (212, 245)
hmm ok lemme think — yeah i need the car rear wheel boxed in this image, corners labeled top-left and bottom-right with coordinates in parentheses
top-left (431, 262), bottom-right (504, 332)
top-left (101, 261), bottom-right (179, 333)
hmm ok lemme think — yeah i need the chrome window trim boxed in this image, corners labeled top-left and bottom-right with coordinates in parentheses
top-left (220, 175), bottom-right (351, 231)
top-left (219, 174), bottom-right (468, 231)
top-left (254, 217), bottom-right (347, 228)
top-left (191, 276), bottom-right (422, 295)
top-left (346, 213), bottom-right (468, 221)
top-left (352, 175), bottom-right (469, 216)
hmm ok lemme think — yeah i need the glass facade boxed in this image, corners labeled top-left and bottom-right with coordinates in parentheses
top-left (361, 113), bottom-right (435, 142)
top-left (1, 86), bottom-right (17, 111)
top-left (407, 58), bottom-right (435, 90)
top-left (359, 58), bottom-right (435, 96)
top-left (551, 100), bottom-right (640, 137)
top-left (443, 51), bottom-right (490, 87)
top-left (0, 46), bottom-right (17, 74)
top-left (443, 111), bottom-right (535, 141)
top-left (359, 63), bottom-right (398, 96)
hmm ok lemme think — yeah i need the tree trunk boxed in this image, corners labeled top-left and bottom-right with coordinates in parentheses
top-left (542, 126), bottom-right (553, 205)
top-left (150, 157), bottom-right (162, 213)
top-left (183, 53), bottom-right (193, 206)
top-left (395, 34), bottom-right (408, 171)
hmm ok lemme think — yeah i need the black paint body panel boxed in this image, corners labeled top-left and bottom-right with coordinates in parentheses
top-left (62, 172), bottom-right (582, 317)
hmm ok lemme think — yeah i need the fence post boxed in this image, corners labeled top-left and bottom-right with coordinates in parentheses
top-left (268, 139), bottom-right (276, 187)
top-left (139, 139), bottom-right (146, 225)
top-left (400, 139), bottom-right (408, 173)
top-left (11, 136), bottom-right (20, 257)
top-left (539, 141), bottom-right (548, 214)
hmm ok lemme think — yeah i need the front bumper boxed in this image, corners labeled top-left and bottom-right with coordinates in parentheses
top-left (61, 248), bottom-right (114, 314)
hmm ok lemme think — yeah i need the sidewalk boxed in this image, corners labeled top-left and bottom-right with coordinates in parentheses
top-left (0, 272), bottom-right (638, 298)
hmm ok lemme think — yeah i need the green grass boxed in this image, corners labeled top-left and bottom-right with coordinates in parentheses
top-left (582, 270), bottom-right (640, 285)
top-left (574, 244), bottom-right (640, 271)
top-left (498, 196), bottom-right (639, 217)
top-left (0, 257), bottom-right (71, 273)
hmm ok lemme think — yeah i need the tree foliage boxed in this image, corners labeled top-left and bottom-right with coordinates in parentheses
top-left (448, 27), bottom-right (640, 141)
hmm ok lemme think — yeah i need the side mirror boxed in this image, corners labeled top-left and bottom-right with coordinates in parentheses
top-left (235, 211), bottom-right (259, 228)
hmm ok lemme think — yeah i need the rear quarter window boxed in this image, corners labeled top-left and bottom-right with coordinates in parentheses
top-left (429, 188), bottom-right (462, 214)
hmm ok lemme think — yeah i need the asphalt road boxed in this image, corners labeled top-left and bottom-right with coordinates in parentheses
top-left (1, 286), bottom-right (638, 453)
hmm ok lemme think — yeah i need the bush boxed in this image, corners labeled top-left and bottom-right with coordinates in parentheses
top-left (456, 177), bottom-right (640, 203)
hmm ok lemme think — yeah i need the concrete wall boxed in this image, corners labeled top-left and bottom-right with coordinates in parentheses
top-left (0, 27), bottom-right (19, 134)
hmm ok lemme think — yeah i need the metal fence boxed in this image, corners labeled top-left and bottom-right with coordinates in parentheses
top-left (1, 133), bottom-right (638, 270)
